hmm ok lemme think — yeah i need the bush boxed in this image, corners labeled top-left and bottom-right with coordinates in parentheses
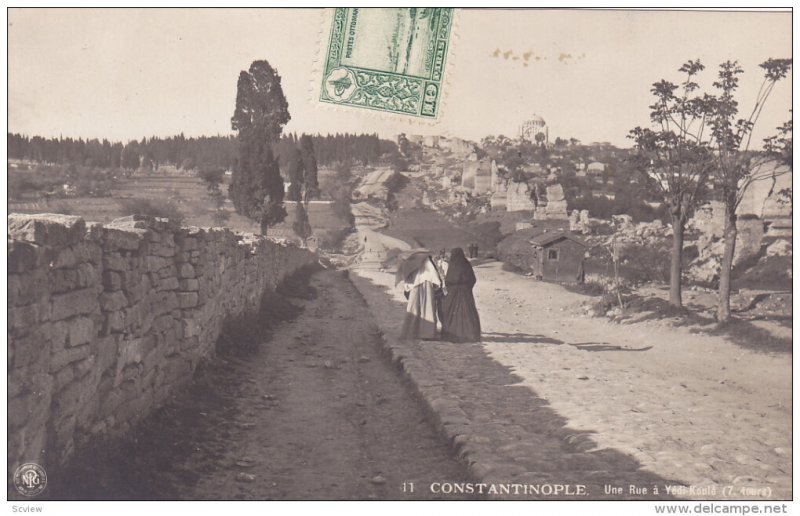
top-left (117, 198), bottom-right (185, 226)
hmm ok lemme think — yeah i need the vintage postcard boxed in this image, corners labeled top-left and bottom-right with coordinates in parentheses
top-left (5, 7), bottom-right (794, 514)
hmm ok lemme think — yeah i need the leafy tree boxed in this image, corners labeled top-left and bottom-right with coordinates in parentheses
top-left (701, 58), bottom-right (791, 322)
top-left (292, 201), bottom-right (313, 242)
top-left (534, 132), bottom-right (546, 146)
top-left (284, 147), bottom-right (304, 202)
top-left (197, 165), bottom-right (225, 191)
top-left (629, 60), bottom-right (713, 307)
top-left (197, 165), bottom-right (230, 226)
top-left (229, 60), bottom-right (290, 233)
top-left (299, 135), bottom-right (320, 201)
top-left (397, 133), bottom-right (411, 157)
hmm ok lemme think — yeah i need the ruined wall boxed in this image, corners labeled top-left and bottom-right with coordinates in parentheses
top-left (8, 213), bottom-right (316, 471)
top-left (506, 181), bottom-right (536, 212)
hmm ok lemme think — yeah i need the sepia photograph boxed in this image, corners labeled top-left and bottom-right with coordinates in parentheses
top-left (5, 6), bottom-right (794, 513)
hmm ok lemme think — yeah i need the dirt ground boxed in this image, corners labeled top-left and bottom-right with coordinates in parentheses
top-left (352, 202), bottom-right (792, 500)
top-left (51, 267), bottom-right (474, 500)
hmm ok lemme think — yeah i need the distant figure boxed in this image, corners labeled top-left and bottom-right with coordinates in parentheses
top-left (400, 256), bottom-right (443, 340)
top-left (441, 248), bottom-right (481, 343)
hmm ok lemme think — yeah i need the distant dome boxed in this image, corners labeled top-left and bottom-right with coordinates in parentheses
top-left (528, 114), bottom-right (546, 124)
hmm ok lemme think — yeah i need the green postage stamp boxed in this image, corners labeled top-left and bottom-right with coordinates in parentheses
top-left (319, 8), bottom-right (454, 119)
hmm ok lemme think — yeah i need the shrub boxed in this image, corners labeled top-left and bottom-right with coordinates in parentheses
top-left (117, 198), bottom-right (185, 226)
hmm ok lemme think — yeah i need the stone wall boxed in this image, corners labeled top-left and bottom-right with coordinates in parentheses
top-left (8, 213), bottom-right (316, 472)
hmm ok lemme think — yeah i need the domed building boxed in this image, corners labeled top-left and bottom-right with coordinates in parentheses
top-left (519, 114), bottom-right (548, 143)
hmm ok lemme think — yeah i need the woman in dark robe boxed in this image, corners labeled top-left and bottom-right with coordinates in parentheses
top-left (441, 248), bottom-right (481, 343)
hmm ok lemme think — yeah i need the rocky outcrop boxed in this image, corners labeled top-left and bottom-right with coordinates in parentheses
top-left (506, 181), bottom-right (536, 212)
top-left (544, 184), bottom-right (568, 220)
top-left (8, 213), bottom-right (316, 471)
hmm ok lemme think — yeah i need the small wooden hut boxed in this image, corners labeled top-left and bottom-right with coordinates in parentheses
top-left (529, 230), bottom-right (589, 283)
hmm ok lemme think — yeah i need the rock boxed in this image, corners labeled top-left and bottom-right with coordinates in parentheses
top-left (766, 239), bottom-right (791, 257)
top-left (358, 356), bottom-right (371, 363)
top-left (8, 213), bottom-right (86, 247)
top-left (370, 475), bottom-right (387, 485)
top-left (236, 473), bottom-right (256, 483)
top-left (235, 457), bottom-right (257, 468)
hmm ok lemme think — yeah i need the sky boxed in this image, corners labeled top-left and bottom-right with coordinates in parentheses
top-left (7, 8), bottom-right (793, 148)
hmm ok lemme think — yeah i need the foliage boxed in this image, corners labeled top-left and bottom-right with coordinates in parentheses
top-left (117, 198), bottom-right (185, 226)
top-left (197, 166), bottom-right (225, 190)
top-left (703, 58), bottom-right (792, 212)
top-left (628, 59), bottom-right (716, 306)
top-left (292, 202), bottom-right (313, 242)
top-left (697, 57), bottom-right (791, 321)
top-left (299, 135), bottom-right (320, 200)
top-left (229, 60), bottom-right (290, 232)
top-left (284, 147), bottom-right (304, 202)
top-left (628, 59), bottom-right (713, 226)
top-left (8, 163), bottom-right (117, 199)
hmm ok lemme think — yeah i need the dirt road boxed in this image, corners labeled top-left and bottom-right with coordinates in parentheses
top-left (54, 267), bottom-right (473, 500)
top-left (352, 219), bottom-right (792, 500)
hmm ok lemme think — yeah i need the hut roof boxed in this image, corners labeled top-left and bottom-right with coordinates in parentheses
top-left (529, 230), bottom-right (589, 248)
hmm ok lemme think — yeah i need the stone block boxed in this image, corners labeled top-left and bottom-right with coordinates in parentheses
top-left (103, 252), bottom-right (127, 272)
top-left (102, 271), bottom-right (123, 291)
top-left (96, 336), bottom-right (119, 371)
top-left (145, 255), bottom-right (168, 271)
top-left (71, 241), bottom-right (103, 264)
top-left (51, 246), bottom-right (78, 269)
top-left (53, 365), bottom-right (76, 390)
top-left (177, 263), bottom-right (196, 279)
top-left (8, 301), bottom-right (48, 332)
top-left (153, 314), bottom-right (175, 334)
top-left (51, 288), bottom-right (98, 320)
top-left (156, 276), bottom-right (179, 292)
top-left (7, 241), bottom-right (46, 274)
top-left (73, 354), bottom-right (97, 379)
top-left (182, 318), bottom-right (200, 338)
top-left (8, 213), bottom-right (86, 247)
top-left (178, 278), bottom-right (199, 291)
top-left (102, 227), bottom-right (145, 251)
top-left (51, 344), bottom-right (91, 373)
top-left (160, 292), bottom-right (179, 313)
top-left (151, 243), bottom-right (176, 258)
top-left (66, 316), bottom-right (95, 347)
top-left (104, 311), bottom-right (125, 334)
top-left (158, 265), bottom-right (177, 279)
top-left (179, 236), bottom-right (199, 251)
top-left (177, 292), bottom-right (199, 309)
top-left (117, 336), bottom-right (154, 369)
top-left (100, 291), bottom-right (128, 312)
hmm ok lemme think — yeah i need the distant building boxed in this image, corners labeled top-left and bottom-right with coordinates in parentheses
top-left (529, 231), bottom-right (589, 283)
top-left (423, 135), bottom-right (440, 148)
top-left (587, 162), bottom-right (606, 175)
top-left (519, 114), bottom-right (549, 143)
top-left (439, 137), bottom-right (475, 157)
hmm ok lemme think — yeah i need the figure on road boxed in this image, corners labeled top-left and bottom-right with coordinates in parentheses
top-left (400, 255), bottom-right (443, 340)
top-left (441, 248), bottom-right (481, 343)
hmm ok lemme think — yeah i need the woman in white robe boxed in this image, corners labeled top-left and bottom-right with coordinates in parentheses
top-left (400, 256), bottom-right (442, 340)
